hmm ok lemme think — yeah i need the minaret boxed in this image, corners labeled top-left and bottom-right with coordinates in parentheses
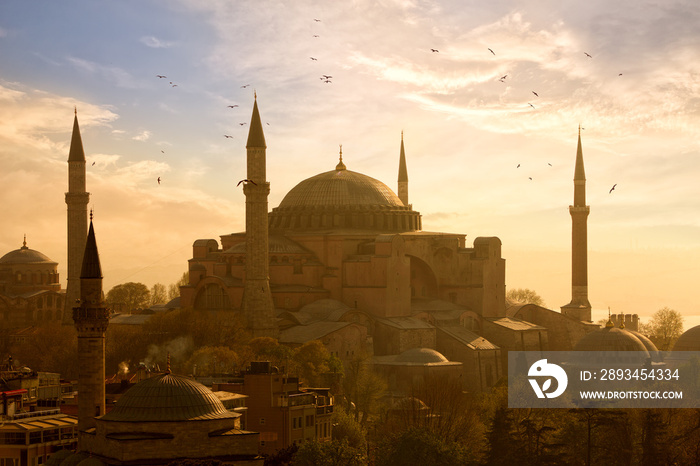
top-left (240, 95), bottom-right (278, 337)
top-left (73, 213), bottom-right (109, 438)
top-left (398, 131), bottom-right (409, 206)
top-left (561, 126), bottom-right (592, 322)
top-left (63, 108), bottom-right (90, 324)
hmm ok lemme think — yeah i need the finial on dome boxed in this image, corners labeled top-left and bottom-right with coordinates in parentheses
top-left (90, 208), bottom-right (93, 222)
top-left (74, 106), bottom-right (77, 116)
top-left (578, 123), bottom-right (581, 136)
top-left (22, 234), bottom-right (27, 249)
top-left (605, 307), bottom-right (614, 328)
top-left (166, 353), bottom-right (171, 374)
top-left (336, 144), bottom-right (346, 171)
top-left (254, 90), bottom-right (257, 100)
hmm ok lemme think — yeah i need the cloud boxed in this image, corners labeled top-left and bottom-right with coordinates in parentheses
top-left (132, 130), bottom-right (152, 141)
top-left (140, 36), bottom-right (177, 48)
top-left (66, 56), bottom-right (142, 89)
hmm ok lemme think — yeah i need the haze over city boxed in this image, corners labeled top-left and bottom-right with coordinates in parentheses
top-left (1, 0), bottom-right (698, 326)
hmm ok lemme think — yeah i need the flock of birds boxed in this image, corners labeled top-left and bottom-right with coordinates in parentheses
top-left (142, 20), bottom-right (619, 195)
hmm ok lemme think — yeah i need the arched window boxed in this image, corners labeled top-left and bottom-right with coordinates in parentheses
top-left (194, 284), bottom-right (231, 310)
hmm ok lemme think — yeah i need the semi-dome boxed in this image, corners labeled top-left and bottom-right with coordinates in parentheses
top-left (269, 160), bottom-right (421, 232)
top-left (672, 325), bottom-right (700, 351)
top-left (100, 372), bottom-right (236, 422)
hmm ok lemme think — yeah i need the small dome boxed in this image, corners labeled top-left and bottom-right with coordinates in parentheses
top-left (628, 330), bottom-right (661, 360)
top-left (0, 243), bottom-right (56, 265)
top-left (574, 326), bottom-right (650, 353)
top-left (57, 452), bottom-right (90, 466)
top-left (395, 348), bottom-right (449, 364)
top-left (100, 372), bottom-right (236, 422)
top-left (673, 325), bottom-right (700, 351)
top-left (45, 450), bottom-right (73, 466)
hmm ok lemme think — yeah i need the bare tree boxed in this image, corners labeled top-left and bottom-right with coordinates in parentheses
top-left (506, 288), bottom-right (546, 307)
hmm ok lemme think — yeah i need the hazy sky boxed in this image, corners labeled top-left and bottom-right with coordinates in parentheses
top-left (1, 0), bottom-right (699, 326)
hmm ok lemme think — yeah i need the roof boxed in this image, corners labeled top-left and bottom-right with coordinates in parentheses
top-left (80, 220), bottom-right (102, 279)
top-left (0, 243), bottom-right (56, 265)
top-left (374, 348), bottom-right (462, 367)
top-left (673, 325), bottom-right (700, 351)
top-left (245, 97), bottom-right (266, 148)
top-left (485, 317), bottom-right (545, 331)
top-left (437, 326), bottom-right (499, 350)
top-left (376, 316), bottom-right (433, 330)
top-left (226, 235), bottom-right (313, 255)
top-left (279, 321), bottom-right (351, 344)
top-left (100, 372), bottom-right (237, 422)
top-left (278, 168), bottom-right (404, 209)
top-left (68, 112), bottom-right (86, 162)
top-left (574, 326), bottom-right (650, 353)
top-left (109, 313), bottom-right (152, 325)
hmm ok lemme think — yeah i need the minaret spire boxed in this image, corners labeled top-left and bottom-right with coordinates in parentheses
top-left (241, 96), bottom-right (278, 337)
top-left (398, 131), bottom-right (409, 206)
top-left (73, 216), bottom-right (108, 441)
top-left (561, 127), bottom-right (591, 322)
top-left (64, 110), bottom-right (90, 324)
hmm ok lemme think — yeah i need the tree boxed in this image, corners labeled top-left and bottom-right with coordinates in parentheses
top-left (167, 271), bottom-right (189, 301)
top-left (184, 346), bottom-right (239, 376)
top-left (506, 288), bottom-right (545, 307)
top-left (294, 439), bottom-right (366, 466)
top-left (376, 427), bottom-right (472, 466)
top-left (643, 307), bottom-right (684, 351)
top-left (106, 282), bottom-right (150, 313)
top-left (150, 283), bottom-right (167, 305)
top-left (291, 340), bottom-right (331, 386)
top-left (331, 406), bottom-right (367, 451)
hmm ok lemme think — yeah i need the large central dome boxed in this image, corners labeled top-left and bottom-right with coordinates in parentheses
top-left (278, 169), bottom-right (404, 209)
top-left (269, 162), bottom-right (421, 232)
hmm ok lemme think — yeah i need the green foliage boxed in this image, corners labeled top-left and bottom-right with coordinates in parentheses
top-left (294, 439), bottom-right (365, 466)
top-left (331, 406), bottom-right (366, 450)
top-left (264, 443), bottom-right (298, 466)
top-left (106, 281), bottom-right (150, 312)
top-left (506, 288), bottom-right (545, 307)
top-left (376, 427), bottom-right (472, 466)
top-left (150, 283), bottom-right (167, 305)
top-left (185, 346), bottom-right (239, 376)
top-left (643, 307), bottom-right (684, 350)
top-left (291, 340), bottom-right (331, 386)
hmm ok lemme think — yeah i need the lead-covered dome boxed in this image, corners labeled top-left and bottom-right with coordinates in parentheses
top-left (0, 243), bottom-right (56, 265)
top-left (269, 162), bottom-right (421, 232)
top-left (101, 372), bottom-right (236, 422)
top-left (672, 325), bottom-right (700, 351)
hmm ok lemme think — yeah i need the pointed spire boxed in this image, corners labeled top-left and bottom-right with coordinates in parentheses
top-left (605, 307), bottom-right (614, 328)
top-left (80, 215), bottom-right (102, 279)
top-left (336, 144), bottom-right (346, 171)
top-left (166, 353), bottom-right (171, 374)
top-left (22, 234), bottom-right (27, 250)
top-left (246, 95), bottom-right (267, 148)
top-left (574, 125), bottom-right (586, 181)
top-left (398, 131), bottom-right (408, 182)
top-left (68, 109), bottom-right (86, 162)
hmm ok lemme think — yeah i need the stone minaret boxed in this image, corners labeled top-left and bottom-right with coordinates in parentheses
top-left (73, 214), bottom-right (108, 438)
top-left (64, 109), bottom-right (90, 324)
top-left (240, 95), bottom-right (278, 337)
top-left (561, 126), bottom-right (592, 322)
top-left (398, 131), bottom-right (409, 206)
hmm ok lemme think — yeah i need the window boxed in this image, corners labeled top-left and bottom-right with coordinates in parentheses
top-left (306, 414), bottom-right (314, 427)
top-left (260, 418), bottom-right (266, 425)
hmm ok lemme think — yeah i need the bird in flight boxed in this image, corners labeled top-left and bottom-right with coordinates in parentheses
top-left (499, 75), bottom-right (507, 82)
top-left (310, 57), bottom-right (318, 61)
top-left (224, 135), bottom-right (234, 138)
top-left (314, 18), bottom-right (321, 22)
top-left (609, 184), bottom-right (617, 194)
top-left (239, 122), bottom-right (247, 126)
top-left (322, 75), bottom-right (332, 79)
top-left (171, 84), bottom-right (178, 87)
top-left (157, 177), bottom-right (161, 185)
top-left (237, 179), bottom-right (257, 186)
top-left (227, 105), bottom-right (238, 108)
top-left (156, 75), bottom-right (167, 78)
top-left (430, 49), bottom-right (439, 53)
top-left (528, 103), bottom-right (536, 109)
top-left (488, 48), bottom-right (495, 55)
top-left (517, 164), bottom-right (520, 168)
top-left (529, 177), bottom-right (533, 180)
top-left (313, 34), bottom-right (319, 38)
top-left (584, 52), bottom-right (592, 58)
top-left (92, 161), bottom-right (96, 166)
top-left (618, 73), bottom-right (623, 76)
top-left (532, 91), bottom-right (539, 97)
top-left (548, 163), bottom-right (552, 166)
top-left (241, 84), bottom-right (251, 88)
top-left (161, 150), bottom-right (165, 154)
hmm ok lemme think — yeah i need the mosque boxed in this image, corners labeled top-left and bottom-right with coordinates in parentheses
top-left (178, 98), bottom-right (607, 392)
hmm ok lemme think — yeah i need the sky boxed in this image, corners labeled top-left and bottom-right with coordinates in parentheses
top-left (1, 0), bottom-right (699, 328)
